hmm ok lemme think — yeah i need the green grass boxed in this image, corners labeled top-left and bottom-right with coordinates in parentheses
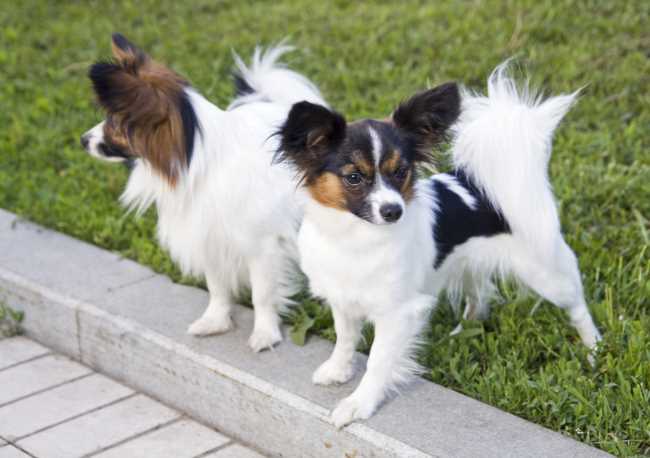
top-left (1, 1), bottom-right (648, 455)
top-left (0, 303), bottom-right (24, 338)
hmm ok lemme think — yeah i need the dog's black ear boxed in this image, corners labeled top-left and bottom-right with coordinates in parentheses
top-left (392, 82), bottom-right (460, 161)
top-left (276, 101), bottom-right (346, 175)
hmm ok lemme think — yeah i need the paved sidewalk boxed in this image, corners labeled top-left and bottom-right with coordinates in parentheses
top-left (0, 336), bottom-right (265, 458)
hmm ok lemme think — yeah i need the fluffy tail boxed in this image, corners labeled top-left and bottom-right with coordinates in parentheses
top-left (228, 43), bottom-right (327, 110)
top-left (451, 62), bottom-right (579, 254)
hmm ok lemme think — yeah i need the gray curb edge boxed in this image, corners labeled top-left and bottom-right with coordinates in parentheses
top-left (0, 209), bottom-right (611, 458)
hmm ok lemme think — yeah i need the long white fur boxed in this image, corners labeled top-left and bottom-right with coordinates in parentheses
top-left (85, 46), bottom-right (325, 352)
top-left (452, 62), bottom-right (580, 256)
top-left (299, 63), bottom-right (601, 428)
top-left (228, 43), bottom-right (326, 109)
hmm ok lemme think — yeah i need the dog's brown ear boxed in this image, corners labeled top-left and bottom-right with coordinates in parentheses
top-left (111, 33), bottom-right (148, 72)
top-left (88, 34), bottom-right (197, 186)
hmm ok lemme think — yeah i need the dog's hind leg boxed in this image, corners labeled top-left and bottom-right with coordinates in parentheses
top-left (510, 237), bottom-right (602, 350)
top-left (449, 273), bottom-right (493, 336)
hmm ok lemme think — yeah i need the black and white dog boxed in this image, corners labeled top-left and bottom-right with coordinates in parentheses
top-left (276, 63), bottom-right (601, 427)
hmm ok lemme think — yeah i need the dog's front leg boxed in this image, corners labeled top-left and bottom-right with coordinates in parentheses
top-left (330, 295), bottom-right (430, 428)
top-left (187, 270), bottom-right (234, 336)
top-left (247, 246), bottom-right (286, 352)
top-left (312, 305), bottom-right (362, 386)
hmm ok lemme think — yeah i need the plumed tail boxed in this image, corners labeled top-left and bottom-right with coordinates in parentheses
top-left (451, 61), bottom-right (579, 254)
top-left (228, 42), bottom-right (327, 110)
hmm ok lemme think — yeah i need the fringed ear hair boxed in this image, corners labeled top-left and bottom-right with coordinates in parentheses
top-left (392, 82), bottom-right (461, 162)
top-left (88, 33), bottom-right (197, 186)
top-left (111, 33), bottom-right (149, 73)
top-left (275, 101), bottom-right (346, 182)
top-left (89, 34), bottom-right (153, 112)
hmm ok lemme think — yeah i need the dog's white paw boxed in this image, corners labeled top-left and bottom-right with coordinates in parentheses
top-left (312, 359), bottom-right (355, 386)
top-left (331, 394), bottom-right (376, 429)
top-left (187, 314), bottom-right (233, 336)
top-left (248, 325), bottom-right (282, 352)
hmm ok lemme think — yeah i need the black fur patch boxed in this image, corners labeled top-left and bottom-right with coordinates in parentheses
top-left (274, 101), bottom-right (347, 180)
top-left (392, 82), bottom-right (460, 161)
top-left (432, 170), bottom-right (510, 268)
top-left (178, 92), bottom-right (199, 166)
top-left (88, 61), bottom-right (124, 112)
top-left (99, 142), bottom-right (130, 160)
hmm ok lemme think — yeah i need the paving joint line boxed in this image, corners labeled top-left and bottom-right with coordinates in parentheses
top-left (193, 440), bottom-right (235, 458)
top-left (0, 371), bottom-right (95, 409)
top-left (75, 305), bottom-right (83, 363)
top-left (12, 392), bottom-right (139, 443)
top-left (0, 437), bottom-right (38, 458)
top-left (0, 351), bottom-right (53, 373)
top-left (103, 272), bottom-right (158, 295)
top-left (82, 415), bottom-right (183, 457)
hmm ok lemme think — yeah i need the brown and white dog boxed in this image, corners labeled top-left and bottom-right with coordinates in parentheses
top-left (81, 34), bottom-right (327, 351)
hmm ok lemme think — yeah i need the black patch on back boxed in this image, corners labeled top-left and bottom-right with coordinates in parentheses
top-left (232, 71), bottom-right (254, 97)
top-left (179, 91), bottom-right (199, 166)
top-left (432, 170), bottom-right (510, 268)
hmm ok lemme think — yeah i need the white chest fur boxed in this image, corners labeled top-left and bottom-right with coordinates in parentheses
top-left (298, 185), bottom-right (435, 320)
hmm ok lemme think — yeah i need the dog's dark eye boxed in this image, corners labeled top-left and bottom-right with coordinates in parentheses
top-left (394, 166), bottom-right (409, 180)
top-left (344, 173), bottom-right (363, 186)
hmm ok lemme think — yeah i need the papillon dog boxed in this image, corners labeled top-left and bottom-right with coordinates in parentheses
top-left (81, 34), bottom-right (326, 351)
top-left (276, 63), bottom-right (602, 427)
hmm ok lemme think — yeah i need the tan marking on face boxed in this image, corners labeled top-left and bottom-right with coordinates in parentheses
top-left (308, 172), bottom-right (347, 210)
top-left (380, 149), bottom-right (401, 175)
top-left (401, 168), bottom-right (415, 202)
top-left (350, 150), bottom-right (374, 177)
top-left (378, 149), bottom-right (415, 202)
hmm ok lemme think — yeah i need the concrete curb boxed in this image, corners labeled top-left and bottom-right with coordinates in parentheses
top-left (0, 209), bottom-right (611, 458)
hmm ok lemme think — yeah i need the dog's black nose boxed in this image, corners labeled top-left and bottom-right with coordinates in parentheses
top-left (379, 203), bottom-right (403, 222)
top-left (80, 135), bottom-right (89, 149)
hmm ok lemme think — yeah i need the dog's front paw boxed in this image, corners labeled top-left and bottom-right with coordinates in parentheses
top-left (187, 314), bottom-right (233, 336)
top-left (248, 325), bottom-right (282, 352)
top-left (331, 394), bottom-right (376, 429)
top-left (312, 359), bottom-right (355, 386)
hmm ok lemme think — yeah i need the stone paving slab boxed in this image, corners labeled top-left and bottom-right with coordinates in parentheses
top-left (94, 418), bottom-right (230, 458)
top-left (0, 337), bottom-right (49, 369)
top-left (210, 443), bottom-right (265, 458)
top-left (0, 446), bottom-right (30, 458)
top-left (16, 394), bottom-right (180, 458)
top-left (0, 209), bottom-right (612, 458)
top-left (0, 338), bottom-right (262, 458)
top-left (0, 373), bottom-right (134, 439)
top-left (0, 355), bottom-right (91, 406)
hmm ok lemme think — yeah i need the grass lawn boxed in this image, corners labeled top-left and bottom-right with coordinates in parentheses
top-left (1, 1), bottom-right (648, 455)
